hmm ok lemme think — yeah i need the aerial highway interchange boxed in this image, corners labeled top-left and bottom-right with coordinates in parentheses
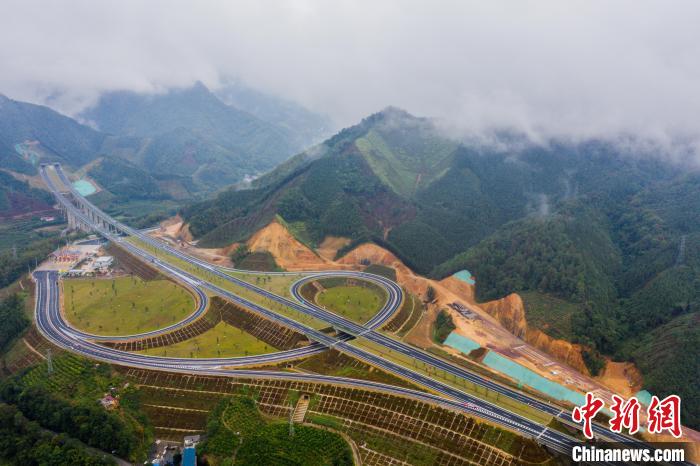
top-left (34, 162), bottom-right (671, 461)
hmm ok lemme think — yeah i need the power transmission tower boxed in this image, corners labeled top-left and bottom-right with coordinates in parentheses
top-left (11, 245), bottom-right (17, 260)
top-left (46, 349), bottom-right (54, 375)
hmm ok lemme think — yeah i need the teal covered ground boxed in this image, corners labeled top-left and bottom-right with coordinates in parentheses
top-left (453, 270), bottom-right (475, 285)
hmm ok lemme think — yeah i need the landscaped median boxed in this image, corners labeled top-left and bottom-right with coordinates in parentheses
top-left (349, 337), bottom-right (554, 426)
top-left (63, 276), bottom-right (195, 336)
top-left (138, 321), bottom-right (272, 358)
top-left (300, 276), bottom-right (388, 324)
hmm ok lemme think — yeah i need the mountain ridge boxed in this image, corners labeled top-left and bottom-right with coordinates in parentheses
top-left (0, 83), bottom-right (331, 202)
top-left (179, 108), bottom-right (699, 426)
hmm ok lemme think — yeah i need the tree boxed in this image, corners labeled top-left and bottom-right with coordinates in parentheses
top-left (230, 245), bottom-right (249, 266)
top-left (426, 286), bottom-right (436, 302)
top-left (0, 294), bottom-right (29, 351)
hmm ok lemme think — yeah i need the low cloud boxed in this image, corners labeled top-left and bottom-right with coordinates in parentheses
top-left (2, 0), bottom-right (700, 156)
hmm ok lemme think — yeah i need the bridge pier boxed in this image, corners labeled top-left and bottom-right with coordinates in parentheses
top-left (57, 196), bottom-right (93, 234)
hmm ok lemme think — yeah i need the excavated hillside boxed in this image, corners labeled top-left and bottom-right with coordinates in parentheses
top-left (246, 220), bottom-right (330, 270)
top-left (179, 217), bottom-right (597, 380)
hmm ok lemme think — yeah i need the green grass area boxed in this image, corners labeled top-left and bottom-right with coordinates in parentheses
top-left (1, 335), bottom-right (32, 369)
top-left (306, 413), bottom-right (344, 431)
top-left (316, 285), bottom-right (384, 324)
top-left (520, 291), bottom-right (580, 341)
top-left (201, 396), bottom-right (353, 465)
top-left (63, 276), bottom-right (195, 336)
top-left (286, 221), bottom-right (316, 248)
top-left (139, 321), bottom-right (274, 358)
top-left (356, 128), bottom-right (455, 198)
top-left (226, 270), bottom-right (303, 298)
top-left (276, 214), bottom-right (317, 249)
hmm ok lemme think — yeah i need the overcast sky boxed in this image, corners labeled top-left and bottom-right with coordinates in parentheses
top-left (2, 0), bottom-right (700, 150)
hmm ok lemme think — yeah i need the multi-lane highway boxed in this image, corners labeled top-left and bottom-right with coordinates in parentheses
top-left (36, 162), bottom-right (661, 459)
top-left (33, 269), bottom-right (577, 455)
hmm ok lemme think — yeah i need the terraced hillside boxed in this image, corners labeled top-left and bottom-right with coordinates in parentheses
top-left (123, 368), bottom-right (558, 466)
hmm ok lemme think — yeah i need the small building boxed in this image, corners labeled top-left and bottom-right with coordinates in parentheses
top-left (183, 435), bottom-right (200, 447)
top-left (65, 268), bottom-right (93, 277)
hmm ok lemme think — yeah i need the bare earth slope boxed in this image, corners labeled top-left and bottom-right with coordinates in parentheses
top-left (174, 218), bottom-right (602, 386)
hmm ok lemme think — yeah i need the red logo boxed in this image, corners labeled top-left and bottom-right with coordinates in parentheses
top-left (572, 392), bottom-right (605, 439)
top-left (573, 393), bottom-right (683, 439)
top-left (609, 395), bottom-right (641, 435)
top-left (647, 395), bottom-right (682, 438)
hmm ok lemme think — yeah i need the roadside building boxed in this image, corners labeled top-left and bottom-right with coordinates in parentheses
top-left (65, 268), bottom-right (92, 278)
top-left (93, 255), bottom-right (113, 271)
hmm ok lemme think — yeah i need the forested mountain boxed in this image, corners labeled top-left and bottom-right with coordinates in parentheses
top-left (181, 107), bottom-right (699, 426)
top-left (0, 83), bottom-right (331, 233)
top-left (81, 82), bottom-right (311, 188)
top-left (1, 82), bottom-right (329, 204)
top-left (215, 79), bottom-right (333, 149)
top-left (182, 107), bottom-right (682, 273)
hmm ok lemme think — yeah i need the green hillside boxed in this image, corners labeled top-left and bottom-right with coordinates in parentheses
top-left (355, 109), bottom-right (457, 197)
top-left (0, 171), bottom-right (53, 217)
top-left (183, 108), bottom-right (683, 273)
top-left (0, 93), bottom-right (105, 169)
top-left (182, 110), bottom-right (418, 251)
top-left (0, 86), bottom-right (333, 231)
top-left (432, 180), bottom-right (700, 424)
top-left (81, 82), bottom-right (309, 190)
top-left (433, 203), bottom-right (619, 306)
top-left (621, 312), bottom-right (700, 429)
top-left (181, 109), bottom-right (700, 427)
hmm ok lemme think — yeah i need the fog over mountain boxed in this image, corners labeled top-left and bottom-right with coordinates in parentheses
top-left (2, 0), bottom-right (700, 159)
